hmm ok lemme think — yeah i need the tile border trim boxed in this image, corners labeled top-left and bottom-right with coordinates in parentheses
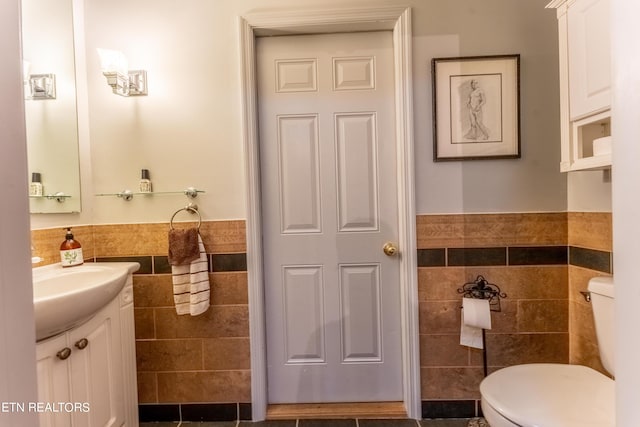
top-left (569, 246), bottom-right (612, 273)
top-left (421, 400), bottom-right (479, 418)
top-left (417, 245), bottom-right (611, 272)
top-left (139, 403), bottom-right (252, 422)
top-left (96, 253), bottom-right (249, 274)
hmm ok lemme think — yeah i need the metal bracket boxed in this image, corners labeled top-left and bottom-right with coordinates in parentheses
top-left (184, 187), bottom-right (199, 198)
top-left (118, 190), bottom-right (133, 201)
top-left (580, 291), bottom-right (591, 303)
top-left (457, 275), bottom-right (507, 312)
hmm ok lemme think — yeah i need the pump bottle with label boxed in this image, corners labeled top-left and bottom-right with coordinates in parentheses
top-left (60, 228), bottom-right (83, 267)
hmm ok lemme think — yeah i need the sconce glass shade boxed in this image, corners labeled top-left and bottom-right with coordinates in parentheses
top-left (97, 48), bottom-right (147, 97)
top-left (97, 48), bottom-right (128, 75)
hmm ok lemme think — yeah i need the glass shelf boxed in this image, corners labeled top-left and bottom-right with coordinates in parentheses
top-left (29, 193), bottom-right (71, 203)
top-left (95, 188), bottom-right (204, 201)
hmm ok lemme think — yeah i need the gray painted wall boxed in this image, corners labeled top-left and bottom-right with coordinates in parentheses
top-left (413, 0), bottom-right (567, 213)
top-left (32, 0), bottom-right (570, 229)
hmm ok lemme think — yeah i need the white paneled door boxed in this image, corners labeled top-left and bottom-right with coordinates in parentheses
top-left (257, 32), bottom-right (402, 403)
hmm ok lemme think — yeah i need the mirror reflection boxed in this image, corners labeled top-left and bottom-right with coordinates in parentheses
top-left (22, 0), bottom-right (81, 213)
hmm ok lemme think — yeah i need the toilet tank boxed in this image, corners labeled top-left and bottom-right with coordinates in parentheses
top-left (588, 276), bottom-right (615, 376)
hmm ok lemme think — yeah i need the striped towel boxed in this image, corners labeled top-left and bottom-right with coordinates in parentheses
top-left (172, 233), bottom-right (210, 316)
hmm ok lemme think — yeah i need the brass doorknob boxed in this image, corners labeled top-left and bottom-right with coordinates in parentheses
top-left (383, 242), bottom-right (398, 256)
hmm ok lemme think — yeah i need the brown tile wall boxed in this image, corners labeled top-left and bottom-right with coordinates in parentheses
top-left (417, 213), bottom-right (569, 404)
top-left (122, 220), bottom-right (250, 404)
top-left (30, 212), bottom-right (611, 413)
top-left (567, 212), bottom-right (613, 375)
top-left (417, 213), bottom-right (568, 248)
top-left (31, 220), bottom-right (251, 405)
top-left (31, 225), bottom-right (95, 266)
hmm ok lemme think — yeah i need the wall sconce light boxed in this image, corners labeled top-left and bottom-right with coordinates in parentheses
top-left (97, 48), bottom-right (147, 97)
top-left (23, 60), bottom-right (56, 100)
top-left (28, 74), bottom-right (57, 100)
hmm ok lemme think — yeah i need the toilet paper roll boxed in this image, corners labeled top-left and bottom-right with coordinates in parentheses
top-left (460, 314), bottom-right (484, 349)
top-left (460, 298), bottom-right (492, 349)
top-left (462, 297), bottom-right (492, 330)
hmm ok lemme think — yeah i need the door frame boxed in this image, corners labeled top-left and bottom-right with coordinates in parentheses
top-left (238, 6), bottom-right (419, 420)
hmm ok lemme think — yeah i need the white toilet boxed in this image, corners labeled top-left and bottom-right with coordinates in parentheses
top-left (479, 276), bottom-right (615, 427)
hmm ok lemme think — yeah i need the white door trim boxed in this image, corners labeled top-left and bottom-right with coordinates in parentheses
top-left (238, 7), bottom-right (419, 420)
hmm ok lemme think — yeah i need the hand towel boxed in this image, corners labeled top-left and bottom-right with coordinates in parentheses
top-left (168, 227), bottom-right (200, 266)
top-left (171, 233), bottom-right (210, 316)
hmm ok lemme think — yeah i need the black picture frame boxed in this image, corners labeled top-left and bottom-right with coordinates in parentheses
top-left (432, 54), bottom-right (521, 161)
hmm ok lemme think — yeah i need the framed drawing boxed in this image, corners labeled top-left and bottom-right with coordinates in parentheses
top-left (432, 54), bottom-right (520, 161)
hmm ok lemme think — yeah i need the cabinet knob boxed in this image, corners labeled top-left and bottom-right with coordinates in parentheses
top-left (56, 347), bottom-right (72, 360)
top-left (74, 338), bottom-right (89, 350)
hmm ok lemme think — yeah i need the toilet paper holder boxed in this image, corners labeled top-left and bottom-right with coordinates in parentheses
top-left (458, 275), bottom-right (507, 377)
top-left (457, 275), bottom-right (507, 312)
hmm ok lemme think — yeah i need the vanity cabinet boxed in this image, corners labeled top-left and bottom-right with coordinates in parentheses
top-left (548, 0), bottom-right (611, 171)
top-left (36, 333), bottom-right (73, 427)
top-left (36, 280), bottom-right (138, 427)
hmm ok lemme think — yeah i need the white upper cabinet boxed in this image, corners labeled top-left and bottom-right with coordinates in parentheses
top-left (548, 0), bottom-right (612, 171)
top-left (567, 0), bottom-right (611, 120)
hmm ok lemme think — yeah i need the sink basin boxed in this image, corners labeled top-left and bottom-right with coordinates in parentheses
top-left (33, 262), bottom-right (140, 341)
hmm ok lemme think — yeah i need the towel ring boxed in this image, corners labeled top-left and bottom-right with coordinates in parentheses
top-left (170, 204), bottom-right (202, 230)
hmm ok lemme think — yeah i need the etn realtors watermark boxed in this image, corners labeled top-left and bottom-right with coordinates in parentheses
top-left (1, 402), bottom-right (90, 413)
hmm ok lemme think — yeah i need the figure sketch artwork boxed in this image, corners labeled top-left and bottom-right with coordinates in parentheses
top-left (432, 55), bottom-right (520, 161)
top-left (450, 74), bottom-right (502, 144)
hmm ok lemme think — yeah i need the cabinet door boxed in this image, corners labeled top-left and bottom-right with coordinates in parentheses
top-left (119, 284), bottom-right (139, 426)
top-left (36, 334), bottom-right (72, 427)
top-left (568, 0), bottom-right (611, 119)
top-left (68, 301), bottom-right (125, 427)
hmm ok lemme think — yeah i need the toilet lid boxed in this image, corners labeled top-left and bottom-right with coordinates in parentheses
top-left (480, 364), bottom-right (615, 427)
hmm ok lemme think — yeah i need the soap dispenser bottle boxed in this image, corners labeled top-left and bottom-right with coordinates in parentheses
top-left (139, 169), bottom-right (152, 193)
top-left (60, 227), bottom-right (83, 267)
top-left (29, 172), bottom-right (43, 196)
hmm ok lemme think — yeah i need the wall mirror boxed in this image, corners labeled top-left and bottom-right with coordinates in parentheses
top-left (22, 0), bottom-right (81, 213)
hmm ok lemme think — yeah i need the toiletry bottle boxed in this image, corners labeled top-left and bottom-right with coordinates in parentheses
top-left (139, 169), bottom-right (152, 193)
top-left (60, 227), bottom-right (83, 267)
top-left (29, 172), bottom-right (43, 196)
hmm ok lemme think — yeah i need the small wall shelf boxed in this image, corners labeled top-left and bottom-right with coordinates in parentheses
top-left (95, 187), bottom-right (204, 201)
top-left (564, 110), bottom-right (611, 171)
top-left (29, 193), bottom-right (71, 203)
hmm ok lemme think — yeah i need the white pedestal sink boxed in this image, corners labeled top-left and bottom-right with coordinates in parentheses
top-left (32, 262), bottom-right (140, 341)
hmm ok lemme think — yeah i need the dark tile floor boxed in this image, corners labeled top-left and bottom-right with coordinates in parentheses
top-left (139, 418), bottom-right (477, 427)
